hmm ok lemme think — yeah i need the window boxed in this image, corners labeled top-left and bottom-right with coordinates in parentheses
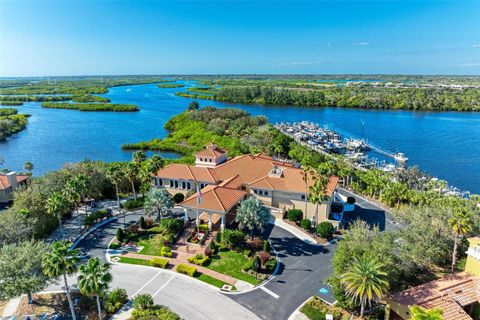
top-left (174, 180), bottom-right (179, 188)
top-left (301, 195), bottom-right (306, 200)
top-left (264, 191), bottom-right (269, 196)
top-left (259, 190), bottom-right (263, 195)
top-left (182, 181), bottom-right (186, 189)
top-left (170, 180), bottom-right (173, 188)
top-left (209, 158), bottom-right (212, 162)
top-left (187, 182), bottom-right (191, 189)
top-left (253, 189), bottom-right (258, 194)
top-left (158, 179), bottom-right (163, 186)
top-left (199, 157), bottom-right (203, 162)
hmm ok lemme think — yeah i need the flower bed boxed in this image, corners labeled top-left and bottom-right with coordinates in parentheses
top-left (300, 296), bottom-right (350, 320)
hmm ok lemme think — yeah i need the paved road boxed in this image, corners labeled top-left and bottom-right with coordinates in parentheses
top-left (230, 224), bottom-right (336, 320)
top-left (46, 264), bottom-right (259, 320)
top-left (337, 188), bottom-right (402, 231)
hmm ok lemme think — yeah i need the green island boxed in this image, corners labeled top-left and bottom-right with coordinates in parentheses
top-left (0, 108), bottom-right (29, 140)
top-left (172, 75), bottom-right (480, 111)
top-left (0, 95), bottom-right (73, 102)
top-left (0, 101), bottom-right (23, 106)
top-left (71, 94), bottom-right (110, 103)
top-left (157, 83), bottom-right (185, 88)
top-left (41, 102), bottom-right (139, 112)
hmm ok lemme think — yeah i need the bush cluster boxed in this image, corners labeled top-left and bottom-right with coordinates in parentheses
top-left (176, 264), bottom-right (197, 277)
top-left (84, 209), bottom-right (110, 227)
top-left (149, 257), bottom-right (169, 269)
top-left (187, 254), bottom-right (209, 266)
top-left (103, 288), bottom-right (129, 314)
top-left (160, 246), bottom-right (172, 258)
top-left (300, 219), bottom-right (312, 230)
top-left (316, 222), bottom-right (335, 239)
top-left (124, 198), bottom-right (145, 210)
top-left (173, 193), bottom-right (185, 204)
top-left (287, 209), bottom-right (303, 222)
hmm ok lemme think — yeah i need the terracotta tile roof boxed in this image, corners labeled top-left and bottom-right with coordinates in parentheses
top-left (0, 174), bottom-right (29, 190)
top-left (154, 164), bottom-right (218, 183)
top-left (218, 175), bottom-right (244, 189)
top-left (181, 185), bottom-right (246, 213)
top-left (195, 143), bottom-right (227, 158)
top-left (388, 273), bottom-right (480, 320)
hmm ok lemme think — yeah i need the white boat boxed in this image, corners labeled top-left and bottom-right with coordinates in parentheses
top-left (394, 152), bottom-right (408, 162)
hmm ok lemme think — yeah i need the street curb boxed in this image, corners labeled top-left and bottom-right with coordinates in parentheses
top-left (287, 296), bottom-right (311, 320)
top-left (70, 216), bottom-right (118, 249)
top-left (269, 219), bottom-right (335, 248)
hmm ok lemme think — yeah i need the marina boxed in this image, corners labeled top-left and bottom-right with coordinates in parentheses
top-left (275, 121), bottom-right (409, 172)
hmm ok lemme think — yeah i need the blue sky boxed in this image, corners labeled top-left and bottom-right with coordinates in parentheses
top-left (0, 1), bottom-right (479, 76)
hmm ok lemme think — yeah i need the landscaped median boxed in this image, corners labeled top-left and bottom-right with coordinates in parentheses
top-left (299, 296), bottom-right (351, 320)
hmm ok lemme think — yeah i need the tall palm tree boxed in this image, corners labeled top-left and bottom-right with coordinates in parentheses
top-left (308, 176), bottom-right (329, 225)
top-left (341, 255), bottom-right (389, 318)
top-left (42, 241), bottom-right (80, 320)
top-left (301, 166), bottom-right (314, 217)
top-left (74, 174), bottom-right (89, 217)
top-left (64, 179), bottom-right (81, 216)
top-left (409, 306), bottom-right (444, 320)
top-left (124, 162), bottom-right (139, 200)
top-left (24, 161), bottom-right (34, 176)
top-left (106, 163), bottom-right (124, 213)
top-left (132, 150), bottom-right (147, 165)
top-left (77, 258), bottom-right (112, 320)
top-left (449, 208), bottom-right (473, 272)
top-left (46, 192), bottom-right (68, 238)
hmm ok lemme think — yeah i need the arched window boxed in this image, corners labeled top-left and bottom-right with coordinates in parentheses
top-left (182, 181), bottom-right (186, 189)
top-left (158, 179), bottom-right (163, 186)
top-left (170, 180), bottom-right (173, 188)
top-left (187, 182), bottom-right (191, 189)
top-left (174, 180), bottom-right (179, 188)
top-left (259, 190), bottom-right (263, 195)
top-left (264, 191), bottom-right (269, 196)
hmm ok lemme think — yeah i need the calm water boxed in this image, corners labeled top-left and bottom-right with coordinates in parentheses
top-left (1, 82), bottom-right (479, 193)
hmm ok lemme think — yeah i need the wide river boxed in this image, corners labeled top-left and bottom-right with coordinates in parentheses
top-left (1, 82), bottom-right (479, 193)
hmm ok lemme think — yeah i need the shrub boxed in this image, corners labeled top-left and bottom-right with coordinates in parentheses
top-left (187, 254), bottom-right (209, 266)
top-left (160, 218), bottom-right (184, 235)
top-left (160, 246), bottom-right (172, 258)
top-left (198, 224), bottom-right (209, 232)
top-left (222, 229), bottom-right (245, 248)
top-left (145, 216), bottom-right (154, 228)
top-left (109, 242), bottom-right (120, 250)
top-left (116, 228), bottom-right (125, 243)
top-left (265, 259), bottom-right (277, 273)
top-left (243, 248), bottom-right (252, 257)
top-left (131, 306), bottom-right (180, 320)
top-left (204, 247), bottom-right (213, 257)
top-left (176, 264), bottom-right (197, 277)
top-left (242, 259), bottom-right (253, 271)
top-left (300, 219), bottom-right (312, 230)
top-left (173, 193), bottom-right (185, 204)
top-left (84, 209), bottom-right (109, 226)
top-left (251, 238), bottom-right (263, 251)
top-left (316, 222), bottom-right (335, 239)
top-left (124, 198), bottom-right (145, 210)
top-left (263, 240), bottom-right (270, 253)
top-left (103, 288), bottom-right (128, 313)
top-left (149, 257), bottom-right (169, 269)
top-left (139, 216), bottom-right (146, 229)
top-left (346, 196), bottom-right (356, 205)
top-left (287, 209), bottom-right (303, 222)
top-left (133, 294), bottom-right (154, 311)
top-left (253, 256), bottom-right (261, 272)
top-left (259, 251), bottom-right (271, 265)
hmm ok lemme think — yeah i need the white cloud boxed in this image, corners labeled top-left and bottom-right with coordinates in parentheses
top-left (353, 41), bottom-right (370, 46)
top-left (458, 62), bottom-right (480, 67)
top-left (473, 44), bottom-right (480, 48)
top-left (278, 60), bottom-right (323, 66)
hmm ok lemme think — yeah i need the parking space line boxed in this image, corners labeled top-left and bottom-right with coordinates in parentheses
top-left (260, 286), bottom-right (279, 299)
top-left (152, 274), bottom-right (176, 298)
top-left (132, 271), bottom-right (163, 297)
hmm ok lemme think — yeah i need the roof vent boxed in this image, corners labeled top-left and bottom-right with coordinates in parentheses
top-left (269, 166), bottom-right (283, 178)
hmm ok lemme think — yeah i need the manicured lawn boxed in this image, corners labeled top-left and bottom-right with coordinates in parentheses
top-left (205, 250), bottom-right (262, 285)
top-left (137, 234), bottom-right (165, 256)
top-left (118, 256), bottom-right (149, 266)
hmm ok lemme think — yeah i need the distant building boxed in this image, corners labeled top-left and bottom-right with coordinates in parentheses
top-left (385, 237), bottom-right (480, 320)
top-left (0, 171), bottom-right (29, 203)
top-left (153, 143), bottom-right (338, 230)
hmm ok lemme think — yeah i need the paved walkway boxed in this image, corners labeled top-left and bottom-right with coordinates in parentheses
top-left (1, 297), bottom-right (21, 318)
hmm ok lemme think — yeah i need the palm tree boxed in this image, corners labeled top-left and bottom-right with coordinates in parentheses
top-left (144, 188), bottom-right (173, 222)
top-left (449, 208), bottom-right (473, 272)
top-left (64, 179), bottom-right (81, 216)
top-left (235, 197), bottom-right (270, 239)
top-left (74, 174), bottom-right (89, 217)
top-left (24, 161), bottom-right (34, 176)
top-left (341, 254), bottom-right (389, 318)
top-left (77, 258), bottom-right (112, 320)
top-left (148, 154), bottom-right (165, 173)
top-left (42, 241), bottom-right (80, 320)
top-left (308, 176), bottom-right (329, 226)
top-left (132, 150), bottom-right (147, 165)
top-left (124, 162), bottom-right (139, 200)
top-left (106, 163), bottom-right (124, 213)
top-left (409, 306), bottom-right (444, 320)
top-left (301, 166), bottom-right (314, 217)
top-left (46, 192), bottom-right (68, 238)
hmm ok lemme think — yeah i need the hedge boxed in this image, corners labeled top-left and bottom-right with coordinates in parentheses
top-left (187, 254), bottom-right (209, 266)
top-left (287, 209), bottom-right (303, 222)
top-left (149, 257), bottom-right (169, 269)
top-left (124, 198), bottom-right (145, 210)
top-left (84, 209), bottom-right (110, 226)
top-left (160, 246), bottom-right (172, 258)
top-left (176, 264), bottom-right (197, 277)
top-left (316, 222), bottom-right (335, 239)
top-left (300, 219), bottom-right (312, 230)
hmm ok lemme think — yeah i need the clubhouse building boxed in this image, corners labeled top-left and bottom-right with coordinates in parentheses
top-left (153, 143), bottom-right (338, 230)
